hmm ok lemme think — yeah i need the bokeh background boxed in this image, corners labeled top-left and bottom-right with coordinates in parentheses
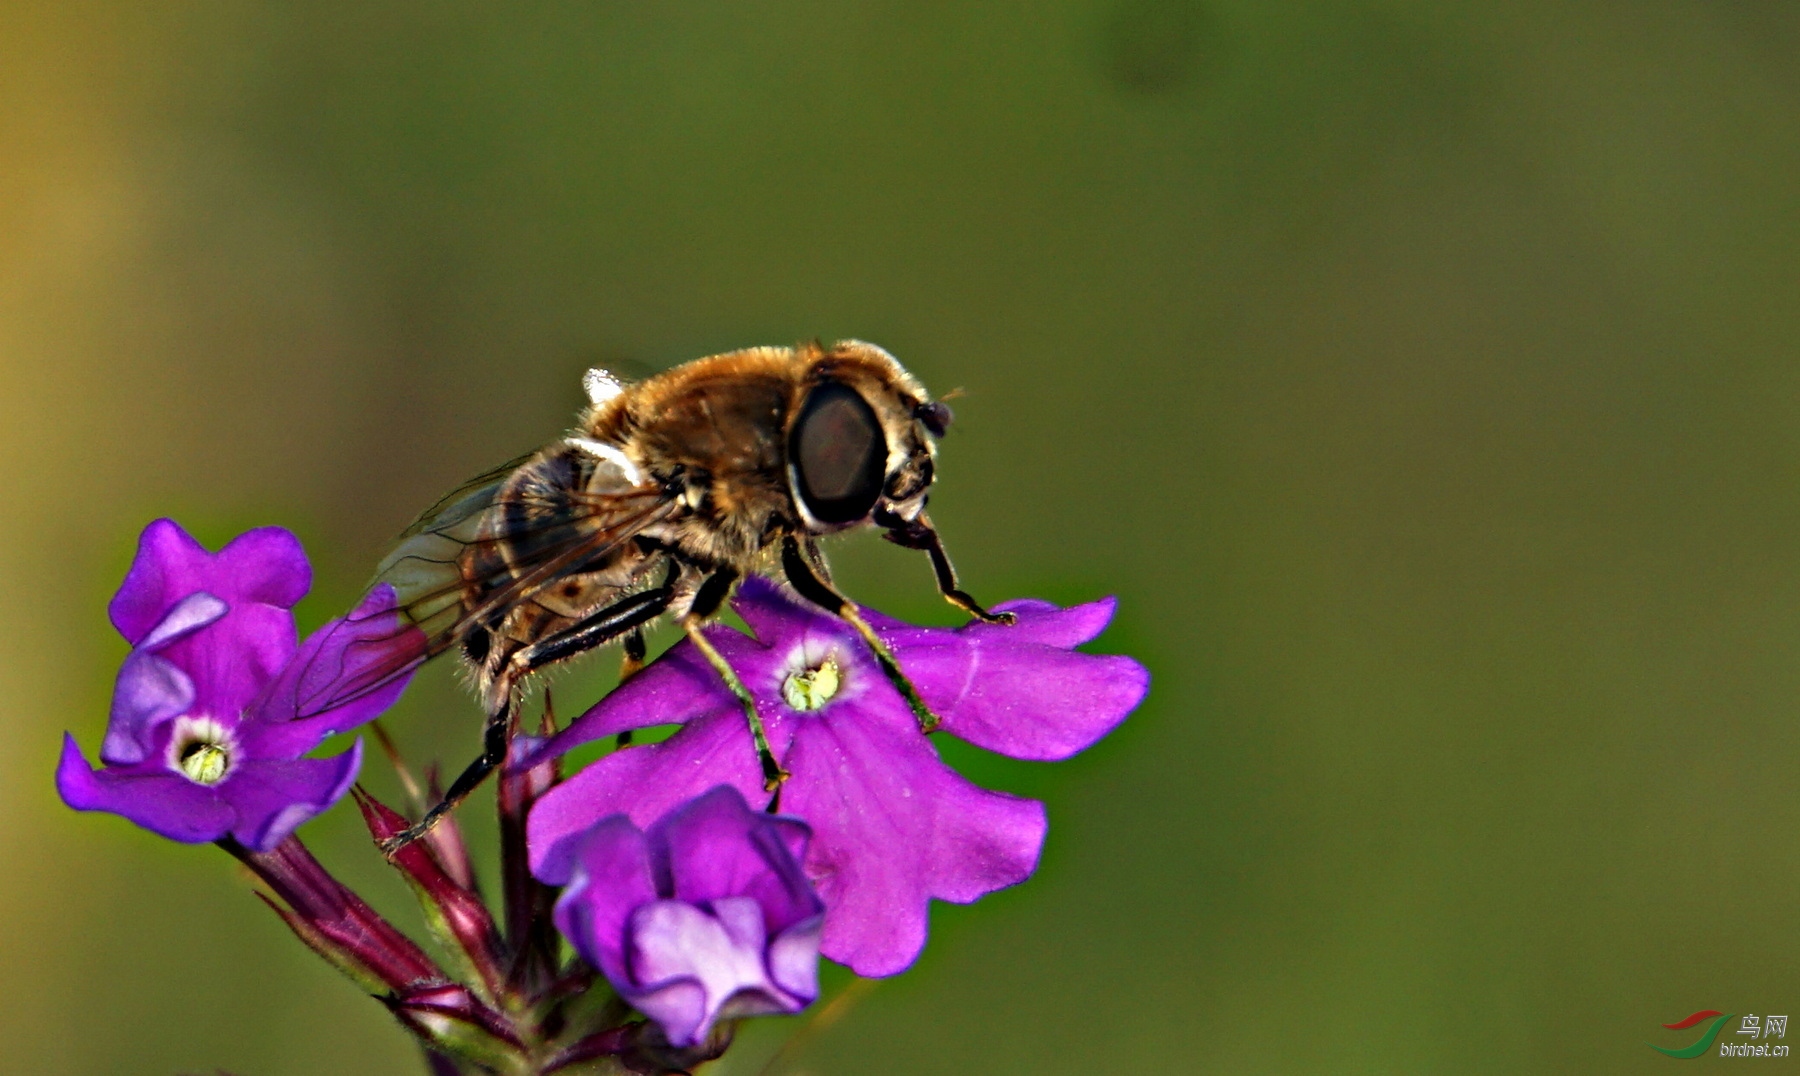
top-left (4, 2), bottom-right (1799, 1072)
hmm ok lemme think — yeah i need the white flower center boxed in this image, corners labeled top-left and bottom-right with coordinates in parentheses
top-left (168, 716), bottom-right (235, 786)
top-left (782, 655), bottom-right (842, 712)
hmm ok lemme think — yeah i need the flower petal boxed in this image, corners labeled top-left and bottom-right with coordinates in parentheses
top-left (137, 591), bottom-right (230, 651)
top-left (985, 595), bottom-right (1119, 648)
top-left (527, 705), bottom-right (764, 883)
top-left (626, 977), bottom-right (708, 1051)
top-left (106, 522), bottom-right (310, 724)
top-left (100, 651), bottom-right (196, 765)
top-left (55, 734), bottom-right (235, 844)
top-left (781, 711), bottom-right (1047, 977)
top-left (249, 585), bottom-right (424, 756)
top-left (213, 526), bottom-right (312, 610)
top-left (766, 915), bottom-right (825, 1001)
top-left (549, 815), bottom-right (657, 984)
top-left (931, 645), bottom-right (1148, 762)
top-left (526, 629), bottom-right (767, 766)
top-left (222, 741), bottom-right (364, 852)
top-left (108, 521), bottom-right (309, 643)
top-left (626, 897), bottom-right (793, 1046)
top-left (732, 576), bottom-right (836, 645)
top-left (649, 786), bottom-right (819, 935)
top-left (161, 601), bottom-right (297, 724)
top-left (108, 520), bottom-right (214, 644)
top-left (873, 596), bottom-right (1146, 762)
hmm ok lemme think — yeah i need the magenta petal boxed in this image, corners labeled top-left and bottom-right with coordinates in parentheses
top-left (101, 651), bottom-right (196, 765)
top-left (212, 526), bottom-right (312, 610)
top-left (781, 714), bottom-right (1047, 977)
top-left (983, 596), bottom-right (1119, 648)
top-left (109, 523), bottom-right (315, 733)
top-left (933, 647), bottom-right (1148, 761)
top-left (880, 596), bottom-right (1145, 761)
top-left (528, 707), bottom-right (763, 882)
top-left (160, 602), bottom-right (296, 729)
top-left (650, 787), bottom-right (817, 934)
top-left (108, 521), bottom-right (309, 643)
top-left (864, 597), bottom-right (1121, 655)
top-left (56, 734), bottom-right (235, 844)
top-left (108, 520), bottom-right (214, 644)
top-left (223, 741), bottom-right (364, 852)
top-left (529, 630), bottom-right (765, 765)
top-left (732, 576), bottom-right (837, 644)
top-left (548, 815), bottom-right (657, 979)
top-left (252, 586), bottom-right (423, 754)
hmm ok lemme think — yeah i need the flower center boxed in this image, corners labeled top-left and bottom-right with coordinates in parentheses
top-left (168, 716), bottom-right (236, 785)
top-left (178, 741), bottom-right (230, 784)
top-left (782, 655), bottom-right (842, 712)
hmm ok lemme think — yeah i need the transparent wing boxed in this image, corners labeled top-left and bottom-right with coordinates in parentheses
top-left (396, 451), bottom-right (539, 539)
top-left (274, 453), bottom-right (676, 722)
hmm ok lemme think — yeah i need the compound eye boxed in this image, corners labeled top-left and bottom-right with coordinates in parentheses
top-left (791, 381), bottom-right (887, 525)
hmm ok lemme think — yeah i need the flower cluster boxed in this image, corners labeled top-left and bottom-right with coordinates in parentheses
top-left (57, 521), bottom-right (413, 850)
top-left (541, 786), bottom-right (824, 1049)
top-left (527, 577), bottom-right (1148, 976)
top-left (58, 521), bottom-right (1148, 1074)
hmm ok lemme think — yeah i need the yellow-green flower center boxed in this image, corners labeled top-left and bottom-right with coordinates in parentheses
top-left (178, 740), bottom-right (230, 785)
top-left (783, 655), bottom-right (842, 712)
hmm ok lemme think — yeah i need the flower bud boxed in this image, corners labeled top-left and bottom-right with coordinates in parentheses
top-left (355, 789), bottom-right (507, 999)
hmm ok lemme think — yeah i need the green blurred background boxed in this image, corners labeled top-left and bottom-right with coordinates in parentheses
top-left (5, 2), bottom-right (1799, 1072)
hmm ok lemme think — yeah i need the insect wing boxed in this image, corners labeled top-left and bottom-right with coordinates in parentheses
top-left (274, 459), bottom-right (674, 722)
top-left (397, 451), bottom-right (538, 539)
top-left (252, 581), bottom-right (429, 740)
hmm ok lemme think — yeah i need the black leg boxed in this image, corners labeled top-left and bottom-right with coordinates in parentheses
top-left (800, 537), bottom-right (833, 584)
top-left (780, 536), bottom-right (943, 734)
top-left (685, 563), bottom-right (739, 620)
top-left (612, 558), bottom-right (681, 743)
top-left (880, 512), bottom-right (1014, 625)
top-left (781, 536), bottom-right (848, 611)
top-left (383, 582), bottom-right (678, 855)
top-left (615, 628), bottom-right (648, 748)
top-left (379, 697), bottom-right (511, 856)
top-left (502, 585), bottom-right (674, 674)
top-left (620, 627), bottom-right (648, 680)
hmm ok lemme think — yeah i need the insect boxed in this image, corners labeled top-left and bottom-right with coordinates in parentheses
top-left (293, 340), bottom-right (1010, 852)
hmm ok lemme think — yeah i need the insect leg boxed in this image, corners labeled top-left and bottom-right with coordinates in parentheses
top-left (620, 627), bottom-right (648, 681)
top-left (679, 565), bottom-right (788, 791)
top-left (615, 628), bottom-right (648, 748)
top-left (501, 584), bottom-right (674, 674)
top-left (799, 536), bottom-right (834, 584)
top-left (380, 697), bottom-right (512, 856)
top-left (780, 535), bottom-right (943, 734)
top-left (878, 512), bottom-right (1015, 625)
top-left (380, 585), bottom-right (678, 855)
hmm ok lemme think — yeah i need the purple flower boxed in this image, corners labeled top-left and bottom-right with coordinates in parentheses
top-left (537, 785), bottom-right (823, 1048)
top-left (57, 520), bottom-right (419, 851)
top-left (527, 578), bottom-right (1148, 977)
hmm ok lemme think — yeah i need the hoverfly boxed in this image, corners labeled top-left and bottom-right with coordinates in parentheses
top-left (289, 340), bottom-right (1009, 852)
